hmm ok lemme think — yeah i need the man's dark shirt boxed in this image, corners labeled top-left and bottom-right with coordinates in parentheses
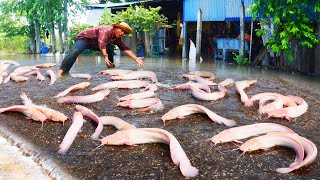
top-left (76, 25), bottom-right (130, 51)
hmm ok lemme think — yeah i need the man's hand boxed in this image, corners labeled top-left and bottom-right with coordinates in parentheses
top-left (135, 57), bottom-right (144, 67)
top-left (105, 56), bottom-right (115, 68)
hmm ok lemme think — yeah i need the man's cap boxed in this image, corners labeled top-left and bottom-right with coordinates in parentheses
top-left (111, 22), bottom-right (132, 34)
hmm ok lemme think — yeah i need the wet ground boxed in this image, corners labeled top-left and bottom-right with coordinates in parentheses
top-left (0, 54), bottom-right (319, 179)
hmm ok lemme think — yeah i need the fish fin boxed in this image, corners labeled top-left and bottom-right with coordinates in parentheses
top-left (261, 148), bottom-right (270, 151)
top-left (233, 140), bottom-right (243, 144)
top-left (125, 142), bottom-right (138, 146)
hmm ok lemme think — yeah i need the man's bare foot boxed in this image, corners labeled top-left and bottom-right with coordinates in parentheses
top-left (57, 69), bottom-right (63, 78)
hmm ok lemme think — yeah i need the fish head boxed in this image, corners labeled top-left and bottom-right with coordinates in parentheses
top-left (239, 138), bottom-right (262, 152)
top-left (100, 131), bottom-right (129, 145)
top-left (210, 133), bottom-right (233, 145)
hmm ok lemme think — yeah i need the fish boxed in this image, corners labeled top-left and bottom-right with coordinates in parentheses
top-left (182, 74), bottom-right (217, 86)
top-left (4, 66), bottom-right (38, 83)
top-left (210, 123), bottom-right (295, 145)
top-left (46, 69), bottom-right (56, 85)
top-left (20, 92), bottom-right (68, 123)
top-left (0, 105), bottom-right (47, 126)
top-left (91, 80), bottom-right (150, 91)
top-left (98, 69), bottom-right (132, 76)
top-left (258, 95), bottom-right (284, 114)
top-left (57, 89), bottom-right (110, 104)
top-left (118, 89), bottom-right (155, 102)
top-left (235, 80), bottom-right (257, 103)
top-left (70, 73), bottom-right (92, 80)
top-left (117, 98), bottom-right (163, 112)
top-left (217, 78), bottom-right (234, 93)
top-left (267, 95), bottom-right (308, 120)
top-left (0, 60), bottom-right (20, 66)
top-left (58, 111), bottom-right (84, 155)
top-left (35, 63), bottom-right (57, 68)
top-left (25, 70), bottom-right (45, 81)
top-left (189, 86), bottom-right (226, 101)
top-left (99, 116), bottom-right (136, 130)
top-left (54, 82), bottom-right (91, 98)
top-left (11, 75), bottom-right (29, 82)
top-left (187, 71), bottom-right (215, 80)
top-left (173, 81), bottom-right (211, 93)
top-left (239, 134), bottom-right (305, 174)
top-left (140, 84), bottom-right (158, 92)
top-left (75, 105), bottom-right (103, 140)
top-left (266, 132), bottom-right (318, 173)
top-left (245, 92), bottom-right (297, 107)
top-left (162, 104), bottom-right (236, 127)
top-left (100, 128), bottom-right (199, 178)
top-left (111, 70), bottom-right (158, 83)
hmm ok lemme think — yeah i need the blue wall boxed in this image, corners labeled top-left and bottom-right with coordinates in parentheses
top-left (183, 0), bottom-right (255, 22)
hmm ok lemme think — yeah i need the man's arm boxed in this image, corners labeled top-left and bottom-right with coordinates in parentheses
top-left (123, 49), bottom-right (144, 67)
top-left (101, 48), bottom-right (114, 67)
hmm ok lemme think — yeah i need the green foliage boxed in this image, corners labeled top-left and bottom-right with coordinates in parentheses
top-left (68, 23), bottom-right (93, 46)
top-left (249, 0), bottom-right (319, 61)
top-left (233, 52), bottom-right (249, 65)
top-left (99, 5), bottom-right (168, 34)
top-left (0, 35), bottom-right (29, 53)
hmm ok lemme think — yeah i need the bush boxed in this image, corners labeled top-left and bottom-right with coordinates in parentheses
top-left (0, 35), bottom-right (29, 53)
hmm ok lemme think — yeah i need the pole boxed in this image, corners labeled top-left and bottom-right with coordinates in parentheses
top-left (240, 1), bottom-right (245, 63)
top-left (182, 22), bottom-right (187, 58)
top-left (196, 8), bottom-right (202, 61)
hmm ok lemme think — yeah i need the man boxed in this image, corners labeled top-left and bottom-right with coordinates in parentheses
top-left (57, 22), bottom-right (144, 77)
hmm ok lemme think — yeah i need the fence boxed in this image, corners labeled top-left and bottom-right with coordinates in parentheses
top-left (186, 21), bottom-right (264, 63)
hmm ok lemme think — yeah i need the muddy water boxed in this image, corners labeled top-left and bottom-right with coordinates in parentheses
top-left (0, 54), bottom-right (319, 179)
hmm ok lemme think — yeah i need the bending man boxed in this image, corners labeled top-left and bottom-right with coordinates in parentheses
top-left (57, 22), bottom-right (144, 77)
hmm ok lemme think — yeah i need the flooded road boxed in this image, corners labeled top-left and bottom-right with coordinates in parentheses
top-left (0, 54), bottom-right (319, 179)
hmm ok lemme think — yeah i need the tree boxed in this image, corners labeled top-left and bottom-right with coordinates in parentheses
top-left (249, 0), bottom-right (320, 68)
top-left (99, 5), bottom-right (168, 56)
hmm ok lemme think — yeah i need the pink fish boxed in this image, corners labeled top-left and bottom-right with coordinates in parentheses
top-left (162, 104), bottom-right (236, 126)
top-left (25, 70), bottom-right (45, 81)
top-left (258, 95), bottom-right (284, 114)
top-left (11, 75), bottom-right (29, 82)
top-left (75, 105), bottom-right (103, 140)
top-left (267, 95), bottom-right (308, 120)
top-left (239, 134), bottom-right (305, 174)
top-left (100, 116), bottom-right (136, 130)
top-left (98, 69), bottom-right (132, 76)
top-left (70, 73), bottom-right (92, 80)
top-left (0, 105), bottom-right (47, 126)
top-left (35, 63), bottom-right (57, 68)
top-left (58, 111), bottom-right (84, 155)
top-left (91, 80), bottom-right (150, 91)
top-left (235, 80), bottom-right (257, 103)
top-left (189, 86), bottom-right (226, 101)
top-left (187, 71), bottom-right (215, 80)
top-left (210, 123), bottom-right (295, 145)
top-left (266, 132), bottom-right (318, 173)
top-left (182, 74), bottom-right (217, 86)
top-left (57, 89), bottom-right (110, 104)
top-left (100, 128), bottom-right (199, 178)
top-left (111, 71), bottom-right (158, 83)
top-left (54, 82), bottom-right (91, 98)
top-left (46, 69), bottom-right (56, 85)
top-left (117, 98), bottom-right (163, 112)
top-left (0, 60), bottom-right (20, 66)
top-left (217, 78), bottom-right (234, 93)
top-left (118, 90), bottom-right (155, 102)
top-left (245, 92), bottom-right (297, 107)
top-left (20, 92), bottom-right (68, 123)
top-left (173, 81), bottom-right (211, 93)
top-left (140, 84), bottom-right (158, 92)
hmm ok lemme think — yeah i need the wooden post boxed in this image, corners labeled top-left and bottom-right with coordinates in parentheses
top-left (240, 1), bottom-right (245, 63)
top-left (182, 22), bottom-right (187, 58)
top-left (196, 8), bottom-right (202, 61)
top-left (315, 13), bottom-right (320, 76)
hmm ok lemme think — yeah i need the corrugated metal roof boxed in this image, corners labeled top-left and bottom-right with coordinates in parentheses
top-left (183, 0), bottom-right (255, 22)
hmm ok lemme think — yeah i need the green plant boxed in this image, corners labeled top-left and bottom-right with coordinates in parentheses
top-left (233, 52), bottom-right (249, 65)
